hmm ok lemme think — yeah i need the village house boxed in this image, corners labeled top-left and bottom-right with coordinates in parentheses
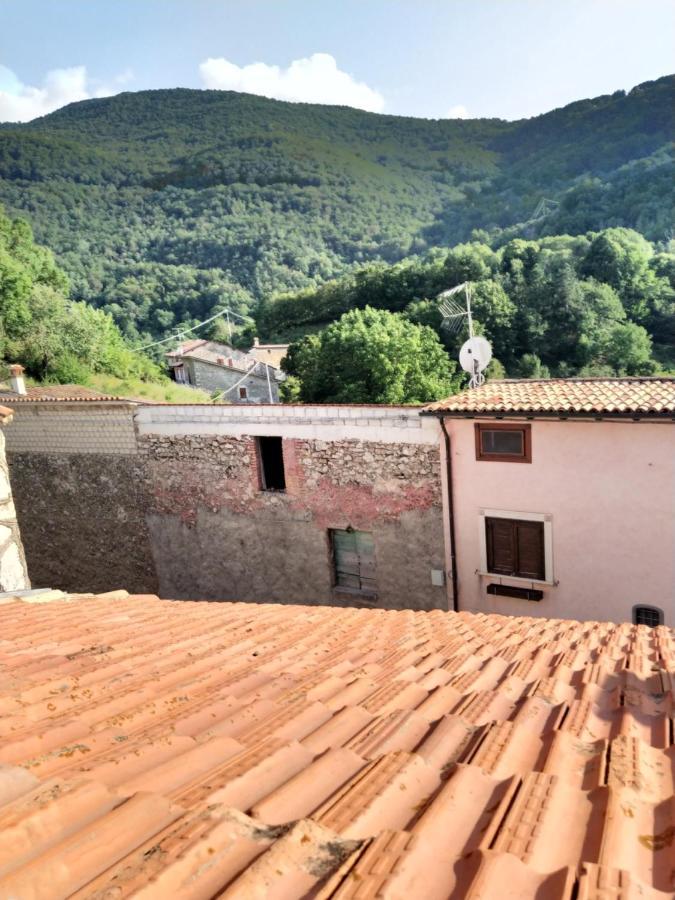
top-left (249, 336), bottom-right (290, 369)
top-left (425, 377), bottom-right (675, 626)
top-left (166, 339), bottom-right (281, 402)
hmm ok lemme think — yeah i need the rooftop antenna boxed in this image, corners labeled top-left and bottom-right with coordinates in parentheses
top-left (438, 282), bottom-right (492, 388)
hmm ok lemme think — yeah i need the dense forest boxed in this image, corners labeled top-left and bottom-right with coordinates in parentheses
top-left (0, 75), bottom-right (672, 372)
top-left (0, 206), bottom-right (159, 383)
top-left (270, 228), bottom-right (675, 379)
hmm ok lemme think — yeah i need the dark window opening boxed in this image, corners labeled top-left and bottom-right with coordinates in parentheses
top-left (633, 605), bottom-right (663, 627)
top-left (486, 517), bottom-right (545, 580)
top-left (331, 528), bottom-right (376, 594)
top-left (257, 436), bottom-right (285, 491)
top-left (239, 387), bottom-right (248, 399)
top-left (476, 424), bottom-right (531, 462)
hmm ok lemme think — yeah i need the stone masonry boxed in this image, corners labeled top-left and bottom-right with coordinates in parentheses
top-left (0, 416), bottom-right (30, 592)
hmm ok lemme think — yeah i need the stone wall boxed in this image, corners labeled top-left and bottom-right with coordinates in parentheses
top-left (0, 426), bottom-right (30, 592)
top-left (8, 452), bottom-right (158, 594)
top-left (187, 358), bottom-right (279, 402)
top-left (4, 401), bottom-right (446, 609)
top-left (140, 431), bottom-right (447, 610)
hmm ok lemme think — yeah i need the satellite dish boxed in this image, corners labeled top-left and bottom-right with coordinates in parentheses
top-left (459, 336), bottom-right (492, 388)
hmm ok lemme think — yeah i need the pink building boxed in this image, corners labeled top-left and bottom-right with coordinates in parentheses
top-left (424, 378), bottom-right (675, 626)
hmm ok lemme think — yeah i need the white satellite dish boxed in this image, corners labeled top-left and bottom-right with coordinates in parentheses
top-left (460, 336), bottom-right (492, 387)
top-left (438, 281), bottom-right (493, 388)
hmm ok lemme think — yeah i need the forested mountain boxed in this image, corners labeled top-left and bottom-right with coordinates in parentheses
top-left (0, 75), bottom-right (672, 356)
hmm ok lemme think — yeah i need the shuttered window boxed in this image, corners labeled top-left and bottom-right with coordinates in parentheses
top-left (486, 517), bottom-right (545, 580)
top-left (331, 529), bottom-right (376, 594)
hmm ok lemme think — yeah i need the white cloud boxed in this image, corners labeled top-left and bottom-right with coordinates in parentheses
top-left (199, 52), bottom-right (384, 113)
top-left (0, 65), bottom-right (134, 122)
top-left (447, 104), bottom-right (470, 119)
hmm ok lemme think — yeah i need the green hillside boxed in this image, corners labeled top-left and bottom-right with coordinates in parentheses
top-left (0, 76), bottom-right (672, 348)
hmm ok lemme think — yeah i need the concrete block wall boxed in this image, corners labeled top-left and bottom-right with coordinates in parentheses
top-left (3, 403), bottom-right (138, 455)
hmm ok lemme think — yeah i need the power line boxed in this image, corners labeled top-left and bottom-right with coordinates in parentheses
top-left (131, 307), bottom-right (254, 353)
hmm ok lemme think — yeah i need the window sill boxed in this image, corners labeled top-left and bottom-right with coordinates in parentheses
top-left (476, 571), bottom-right (556, 587)
top-left (332, 586), bottom-right (378, 603)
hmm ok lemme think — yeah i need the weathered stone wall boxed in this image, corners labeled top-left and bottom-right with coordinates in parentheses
top-left (140, 432), bottom-right (447, 610)
top-left (0, 428), bottom-right (30, 592)
top-left (187, 358), bottom-right (279, 402)
top-left (7, 453), bottom-right (158, 595)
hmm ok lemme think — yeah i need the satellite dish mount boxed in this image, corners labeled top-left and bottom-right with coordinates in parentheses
top-left (438, 282), bottom-right (492, 388)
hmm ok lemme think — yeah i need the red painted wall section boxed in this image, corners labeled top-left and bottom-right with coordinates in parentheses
top-left (142, 434), bottom-right (442, 529)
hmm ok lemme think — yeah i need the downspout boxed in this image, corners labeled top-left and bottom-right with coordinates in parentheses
top-left (440, 417), bottom-right (459, 612)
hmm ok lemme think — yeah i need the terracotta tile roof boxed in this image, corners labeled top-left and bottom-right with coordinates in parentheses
top-left (424, 377), bottom-right (675, 418)
top-left (0, 385), bottom-right (136, 403)
top-left (0, 593), bottom-right (673, 897)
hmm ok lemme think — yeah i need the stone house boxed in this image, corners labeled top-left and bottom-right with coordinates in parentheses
top-left (167, 339), bottom-right (280, 402)
top-left (249, 337), bottom-right (290, 369)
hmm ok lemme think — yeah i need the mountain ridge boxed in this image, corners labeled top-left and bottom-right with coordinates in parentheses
top-left (0, 75), bottom-right (672, 343)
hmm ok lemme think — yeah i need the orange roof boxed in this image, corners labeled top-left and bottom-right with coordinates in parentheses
top-left (424, 377), bottom-right (675, 419)
top-left (0, 385), bottom-right (140, 403)
top-left (0, 405), bottom-right (13, 424)
top-left (0, 592), bottom-right (672, 897)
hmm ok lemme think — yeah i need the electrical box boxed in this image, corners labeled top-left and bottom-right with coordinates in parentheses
top-left (430, 569), bottom-right (446, 587)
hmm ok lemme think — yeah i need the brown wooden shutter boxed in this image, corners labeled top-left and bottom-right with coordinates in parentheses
top-left (515, 521), bottom-right (545, 580)
top-left (486, 518), bottom-right (516, 575)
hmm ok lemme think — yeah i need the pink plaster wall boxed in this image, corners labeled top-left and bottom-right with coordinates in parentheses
top-left (445, 418), bottom-right (674, 625)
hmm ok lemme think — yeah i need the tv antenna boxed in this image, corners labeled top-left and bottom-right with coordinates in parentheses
top-left (438, 281), bottom-right (492, 388)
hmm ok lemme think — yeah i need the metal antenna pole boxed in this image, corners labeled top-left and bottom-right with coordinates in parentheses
top-left (466, 282), bottom-right (474, 341)
top-left (265, 362), bottom-right (273, 404)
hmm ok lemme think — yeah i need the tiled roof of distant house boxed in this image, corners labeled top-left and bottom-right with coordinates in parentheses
top-left (0, 385), bottom-right (137, 403)
top-left (424, 377), bottom-right (675, 419)
top-left (0, 592), bottom-right (672, 897)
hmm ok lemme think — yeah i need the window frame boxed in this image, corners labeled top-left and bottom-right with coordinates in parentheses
top-left (475, 423), bottom-right (532, 463)
top-left (238, 386), bottom-right (248, 400)
top-left (329, 527), bottom-right (377, 598)
top-left (255, 436), bottom-right (286, 492)
top-left (478, 509), bottom-right (554, 585)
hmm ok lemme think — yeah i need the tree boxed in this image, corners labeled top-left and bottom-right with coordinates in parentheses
top-left (281, 307), bottom-right (458, 403)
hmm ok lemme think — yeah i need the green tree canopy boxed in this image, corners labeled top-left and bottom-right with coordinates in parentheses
top-left (281, 307), bottom-right (458, 404)
top-left (0, 205), bottom-right (159, 383)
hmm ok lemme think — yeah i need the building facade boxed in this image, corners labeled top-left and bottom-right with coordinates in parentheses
top-left (167, 340), bottom-right (280, 402)
top-left (1, 377), bottom-right (672, 625)
top-left (426, 378), bottom-right (675, 626)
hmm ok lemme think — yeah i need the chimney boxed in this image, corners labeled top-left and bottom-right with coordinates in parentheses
top-left (9, 364), bottom-right (26, 396)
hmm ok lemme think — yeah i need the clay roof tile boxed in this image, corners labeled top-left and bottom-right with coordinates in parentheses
top-left (0, 592), bottom-right (672, 896)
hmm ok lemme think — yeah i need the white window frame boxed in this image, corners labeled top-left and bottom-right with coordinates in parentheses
top-left (478, 508), bottom-right (555, 585)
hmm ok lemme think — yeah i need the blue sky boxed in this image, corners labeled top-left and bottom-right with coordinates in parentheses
top-left (1, 0), bottom-right (673, 122)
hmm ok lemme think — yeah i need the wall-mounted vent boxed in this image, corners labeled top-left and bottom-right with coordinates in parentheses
top-left (487, 583), bottom-right (544, 602)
